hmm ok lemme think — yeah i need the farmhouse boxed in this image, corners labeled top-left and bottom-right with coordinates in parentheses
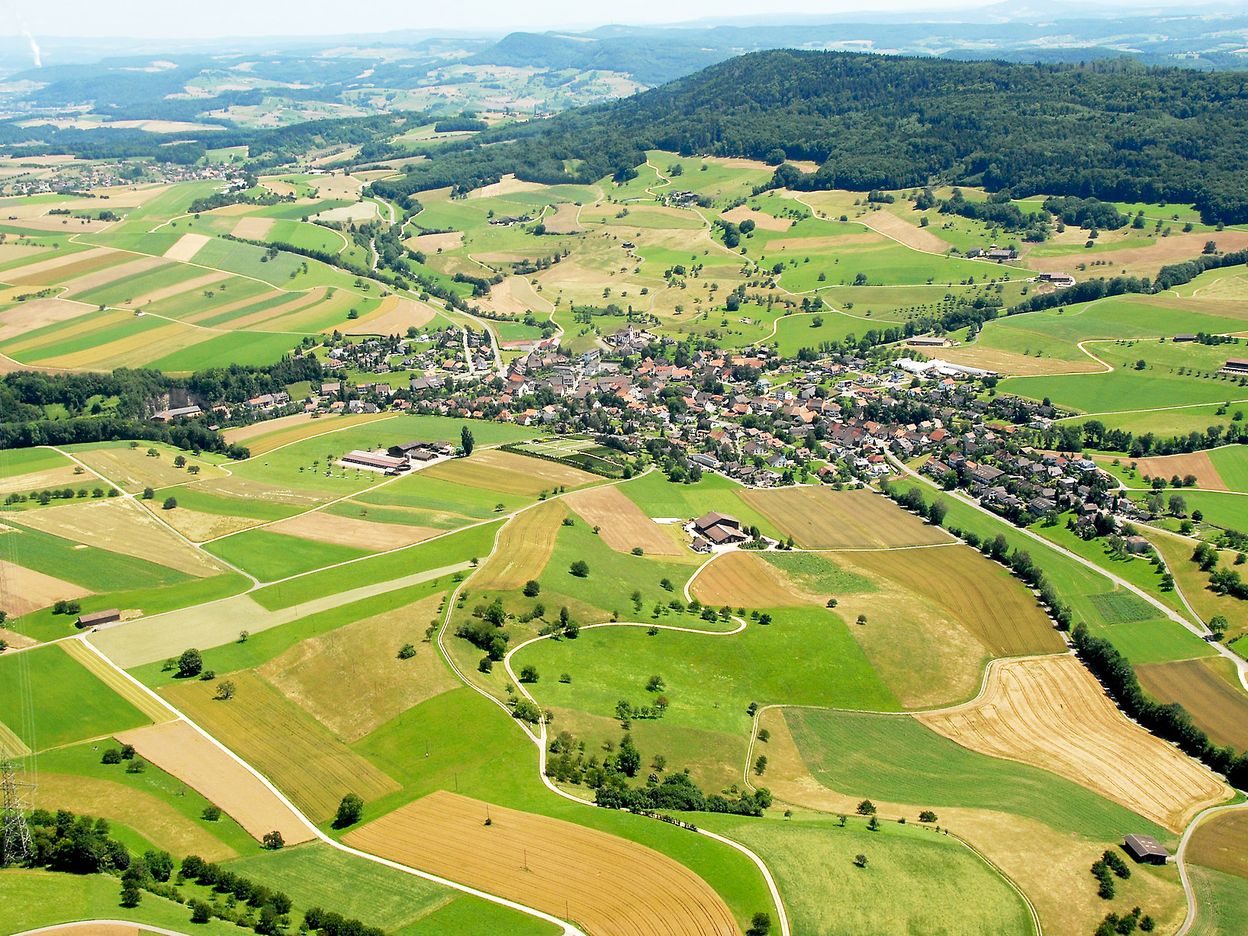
top-left (387, 440), bottom-right (444, 461)
top-left (1220, 358), bottom-right (1248, 375)
top-left (1123, 834), bottom-right (1170, 865)
top-left (341, 450), bottom-right (409, 473)
top-left (152, 404), bottom-right (203, 422)
top-left (1036, 272), bottom-right (1076, 288)
top-left (692, 512), bottom-right (748, 546)
top-left (76, 608), bottom-right (120, 628)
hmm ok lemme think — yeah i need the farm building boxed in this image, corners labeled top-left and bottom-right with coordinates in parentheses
top-left (692, 512), bottom-right (748, 546)
top-left (906, 336), bottom-right (950, 348)
top-left (341, 450), bottom-right (409, 473)
top-left (1123, 834), bottom-right (1169, 865)
top-left (76, 609), bottom-right (121, 628)
top-left (152, 404), bottom-right (203, 422)
top-left (1220, 359), bottom-right (1248, 375)
top-left (1036, 272), bottom-right (1076, 288)
top-left (387, 440), bottom-right (442, 461)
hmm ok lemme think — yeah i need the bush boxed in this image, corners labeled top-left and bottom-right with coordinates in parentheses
top-left (523, 579), bottom-right (541, 597)
top-left (397, 643), bottom-right (417, 659)
top-left (569, 559), bottom-right (590, 577)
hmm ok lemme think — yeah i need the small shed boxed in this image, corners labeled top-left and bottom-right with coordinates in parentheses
top-left (1123, 834), bottom-right (1169, 865)
top-left (77, 609), bottom-right (121, 628)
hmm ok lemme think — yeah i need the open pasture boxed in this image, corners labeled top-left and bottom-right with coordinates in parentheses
top-left (1136, 657), bottom-right (1248, 751)
top-left (68, 441), bottom-right (227, 492)
top-left (423, 448), bottom-right (598, 496)
top-left (18, 498), bottom-right (226, 577)
top-left (222, 410), bottom-right (396, 454)
top-left (564, 484), bottom-right (684, 556)
top-left (204, 526), bottom-right (372, 581)
top-left (162, 669), bottom-right (400, 822)
top-left (259, 592), bottom-right (455, 742)
top-left (917, 655), bottom-right (1229, 830)
top-left (741, 487), bottom-right (952, 549)
top-left (470, 499), bottom-right (564, 591)
top-left (344, 790), bottom-right (739, 936)
top-left (0, 643), bottom-right (150, 752)
top-left (116, 719), bottom-right (313, 845)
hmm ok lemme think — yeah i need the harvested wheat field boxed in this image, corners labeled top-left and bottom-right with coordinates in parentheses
top-left (721, 205), bottom-right (791, 233)
top-left (565, 485), bottom-right (684, 556)
top-left (151, 504), bottom-right (260, 542)
top-left (1187, 810), bottom-right (1248, 879)
top-left (0, 464), bottom-right (84, 495)
top-left (344, 790), bottom-right (738, 936)
top-left (690, 551), bottom-right (810, 607)
top-left (342, 295), bottom-right (436, 336)
top-left (121, 271), bottom-right (223, 309)
top-left (71, 444), bottom-right (226, 491)
top-left (163, 670), bottom-right (399, 822)
top-left (0, 557), bottom-right (91, 616)
top-left (3, 246), bottom-right (116, 286)
top-left (1033, 230), bottom-right (1248, 276)
top-left (1136, 658), bottom-right (1248, 751)
top-left (864, 209), bottom-right (954, 252)
top-left (467, 174), bottom-right (546, 199)
top-left (424, 449), bottom-right (598, 497)
top-left (32, 771), bottom-right (236, 861)
top-left (261, 592), bottom-right (456, 741)
top-left (231, 216), bottom-right (274, 239)
top-left (268, 510), bottom-right (437, 551)
top-left (18, 500), bottom-right (225, 577)
top-left (837, 545), bottom-right (1064, 656)
top-left (922, 344), bottom-right (1105, 377)
top-left (543, 203), bottom-right (582, 234)
top-left (481, 276), bottom-right (545, 319)
top-left (741, 487), bottom-right (952, 549)
top-left (1132, 450), bottom-right (1227, 491)
top-left (59, 256), bottom-right (169, 297)
top-left (472, 500), bottom-right (566, 591)
top-left (162, 233), bottom-right (211, 262)
top-left (918, 655), bottom-right (1230, 830)
top-left (406, 230), bottom-right (464, 253)
top-left (116, 719), bottom-right (312, 846)
top-left (0, 297), bottom-right (94, 343)
top-left (222, 410), bottom-right (394, 453)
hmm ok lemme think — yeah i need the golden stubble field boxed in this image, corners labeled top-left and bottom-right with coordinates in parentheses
top-left (344, 790), bottom-right (739, 936)
top-left (918, 655), bottom-right (1230, 830)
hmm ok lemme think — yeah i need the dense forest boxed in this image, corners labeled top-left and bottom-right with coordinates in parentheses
top-left (372, 51), bottom-right (1248, 223)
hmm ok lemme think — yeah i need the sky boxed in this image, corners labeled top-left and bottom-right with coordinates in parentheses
top-left (0, 0), bottom-right (1149, 40)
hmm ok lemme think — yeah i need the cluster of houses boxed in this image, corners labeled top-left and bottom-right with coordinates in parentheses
top-left (923, 445), bottom-right (1131, 528)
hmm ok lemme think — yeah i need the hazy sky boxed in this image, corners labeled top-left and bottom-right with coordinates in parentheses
top-left (1, 0), bottom-right (1042, 39)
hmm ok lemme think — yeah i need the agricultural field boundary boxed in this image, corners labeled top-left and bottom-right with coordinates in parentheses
top-left (887, 454), bottom-right (1248, 692)
top-left (431, 488), bottom-right (794, 936)
top-left (72, 637), bottom-right (588, 936)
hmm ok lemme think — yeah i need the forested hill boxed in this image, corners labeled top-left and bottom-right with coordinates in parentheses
top-left (371, 50), bottom-right (1248, 224)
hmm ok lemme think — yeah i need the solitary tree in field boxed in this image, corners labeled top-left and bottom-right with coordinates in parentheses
top-left (523, 580), bottom-right (541, 597)
top-left (854, 853), bottom-right (868, 868)
top-left (747, 911), bottom-right (773, 936)
top-left (214, 680), bottom-right (235, 701)
top-left (162, 496), bottom-right (178, 510)
top-left (857, 799), bottom-right (876, 816)
top-left (754, 755), bottom-right (768, 776)
top-left (334, 793), bottom-right (364, 828)
top-left (569, 560), bottom-right (589, 577)
top-left (519, 664), bottom-right (540, 683)
top-left (460, 426), bottom-right (475, 456)
top-left (262, 830), bottom-right (285, 850)
top-left (176, 648), bottom-right (203, 679)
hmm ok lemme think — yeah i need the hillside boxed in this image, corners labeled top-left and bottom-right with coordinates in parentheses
top-left (373, 50), bottom-right (1248, 223)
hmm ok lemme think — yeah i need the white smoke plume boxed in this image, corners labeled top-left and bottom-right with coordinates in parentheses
top-left (22, 28), bottom-right (41, 68)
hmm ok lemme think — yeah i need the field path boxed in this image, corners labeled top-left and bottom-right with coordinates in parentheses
top-left (432, 481), bottom-right (795, 936)
top-left (887, 453), bottom-right (1248, 692)
top-left (69, 637), bottom-right (587, 936)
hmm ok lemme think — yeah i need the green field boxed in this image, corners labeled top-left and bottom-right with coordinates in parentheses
top-left (786, 708), bottom-right (1169, 842)
top-left (204, 527), bottom-right (373, 580)
top-left (697, 813), bottom-right (1036, 936)
top-left (0, 644), bottom-right (150, 751)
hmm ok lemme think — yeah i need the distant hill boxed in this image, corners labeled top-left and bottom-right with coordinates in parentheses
top-left (373, 50), bottom-right (1248, 224)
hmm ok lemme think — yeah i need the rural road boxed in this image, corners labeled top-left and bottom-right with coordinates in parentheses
top-left (72, 638), bottom-right (589, 936)
top-left (1173, 799), bottom-right (1248, 936)
top-left (432, 484), bottom-right (794, 936)
top-left (886, 454), bottom-right (1248, 693)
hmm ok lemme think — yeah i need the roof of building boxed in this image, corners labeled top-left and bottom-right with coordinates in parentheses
top-left (1123, 834), bottom-right (1169, 859)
